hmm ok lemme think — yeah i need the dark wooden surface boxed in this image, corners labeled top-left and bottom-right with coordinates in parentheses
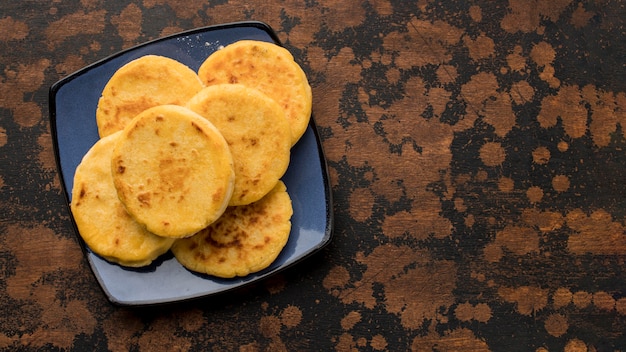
top-left (1, 1), bottom-right (626, 350)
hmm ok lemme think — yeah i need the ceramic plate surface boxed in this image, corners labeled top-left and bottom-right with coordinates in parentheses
top-left (49, 21), bottom-right (333, 306)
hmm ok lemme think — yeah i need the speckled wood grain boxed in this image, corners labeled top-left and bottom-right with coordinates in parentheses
top-left (1, 0), bottom-right (625, 350)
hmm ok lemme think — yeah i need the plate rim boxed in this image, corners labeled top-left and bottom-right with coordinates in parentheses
top-left (48, 20), bottom-right (334, 306)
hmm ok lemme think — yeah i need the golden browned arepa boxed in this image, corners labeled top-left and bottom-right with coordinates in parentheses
top-left (171, 181), bottom-right (293, 278)
top-left (96, 55), bottom-right (203, 137)
top-left (186, 84), bottom-right (291, 206)
top-left (111, 104), bottom-right (235, 239)
top-left (197, 40), bottom-right (312, 146)
top-left (70, 131), bottom-right (175, 267)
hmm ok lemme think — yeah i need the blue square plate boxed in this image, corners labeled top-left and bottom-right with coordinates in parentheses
top-left (49, 21), bottom-right (333, 306)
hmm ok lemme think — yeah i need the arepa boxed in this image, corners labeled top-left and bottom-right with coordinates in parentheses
top-left (96, 55), bottom-right (203, 137)
top-left (186, 84), bottom-right (291, 206)
top-left (111, 104), bottom-right (235, 239)
top-left (171, 181), bottom-right (293, 278)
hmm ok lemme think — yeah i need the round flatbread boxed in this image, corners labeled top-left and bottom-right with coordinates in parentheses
top-left (186, 84), bottom-right (291, 206)
top-left (70, 132), bottom-right (175, 267)
top-left (111, 104), bottom-right (235, 238)
top-left (96, 55), bottom-right (203, 137)
top-left (197, 40), bottom-right (312, 145)
top-left (171, 181), bottom-right (293, 278)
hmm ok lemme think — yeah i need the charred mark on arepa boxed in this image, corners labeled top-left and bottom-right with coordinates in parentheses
top-left (191, 121), bottom-right (204, 133)
top-left (212, 187), bottom-right (225, 202)
top-left (252, 236), bottom-right (272, 250)
top-left (193, 251), bottom-right (208, 262)
top-left (114, 158), bottom-right (126, 174)
top-left (79, 185), bottom-right (87, 199)
top-left (204, 228), bottom-right (245, 249)
top-left (247, 137), bottom-right (259, 146)
top-left (153, 115), bottom-right (165, 135)
top-left (137, 192), bottom-right (151, 207)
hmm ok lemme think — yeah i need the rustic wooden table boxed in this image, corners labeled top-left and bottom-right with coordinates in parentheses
top-left (1, 1), bottom-right (625, 350)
